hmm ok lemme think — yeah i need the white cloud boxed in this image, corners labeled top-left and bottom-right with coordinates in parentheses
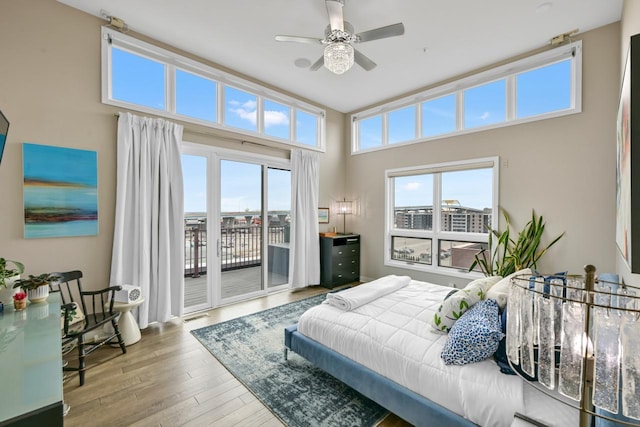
top-left (404, 182), bottom-right (422, 191)
top-left (480, 112), bottom-right (490, 120)
top-left (229, 99), bottom-right (257, 125)
top-left (265, 110), bottom-right (289, 128)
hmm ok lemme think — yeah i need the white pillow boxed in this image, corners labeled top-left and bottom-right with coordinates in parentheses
top-left (486, 268), bottom-right (532, 309)
top-left (431, 275), bottom-right (501, 333)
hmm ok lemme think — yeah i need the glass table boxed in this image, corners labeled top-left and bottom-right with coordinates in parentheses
top-left (0, 292), bottom-right (63, 426)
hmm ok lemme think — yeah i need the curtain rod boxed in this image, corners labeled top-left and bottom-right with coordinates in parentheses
top-left (113, 113), bottom-right (290, 152)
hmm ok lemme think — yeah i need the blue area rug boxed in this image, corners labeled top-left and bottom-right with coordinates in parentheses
top-left (191, 293), bottom-right (389, 427)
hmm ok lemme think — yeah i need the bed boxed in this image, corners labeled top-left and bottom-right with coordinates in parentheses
top-left (284, 277), bottom-right (579, 427)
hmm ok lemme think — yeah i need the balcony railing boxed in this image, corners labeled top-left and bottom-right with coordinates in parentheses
top-left (184, 218), bottom-right (289, 278)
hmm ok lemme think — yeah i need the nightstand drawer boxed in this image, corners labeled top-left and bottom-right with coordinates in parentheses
top-left (332, 245), bottom-right (359, 259)
top-left (333, 257), bottom-right (358, 270)
top-left (332, 270), bottom-right (359, 284)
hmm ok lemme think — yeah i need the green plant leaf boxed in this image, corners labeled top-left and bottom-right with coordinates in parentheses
top-left (471, 208), bottom-right (564, 278)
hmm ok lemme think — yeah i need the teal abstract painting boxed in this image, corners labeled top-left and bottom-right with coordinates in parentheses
top-left (23, 143), bottom-right (98, 238)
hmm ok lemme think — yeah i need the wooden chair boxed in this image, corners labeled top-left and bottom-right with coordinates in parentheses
top-left (50, 270), bottom-right (127, 386)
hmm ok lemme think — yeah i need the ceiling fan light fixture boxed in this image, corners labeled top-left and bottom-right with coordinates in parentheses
top-left (324, 42), bottom-right (354, 74)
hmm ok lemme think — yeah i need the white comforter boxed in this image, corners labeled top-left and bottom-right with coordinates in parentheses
top-left (297, 280), bottom-right (577, 427)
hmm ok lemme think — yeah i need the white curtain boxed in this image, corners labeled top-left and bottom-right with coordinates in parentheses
top-left (110, 112), bottom-right (184, 329)
top-left (289, 149), bottom-right (320, 288)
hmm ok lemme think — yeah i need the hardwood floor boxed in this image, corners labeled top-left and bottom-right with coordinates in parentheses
top-left (62, 287), bottom-right (412, 427)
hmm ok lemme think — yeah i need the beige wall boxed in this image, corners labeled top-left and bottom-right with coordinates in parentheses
top-left (345, 23), bottom-right (621, 287)
top-left (0, 0), bottom-right (345, 289)
top-left (617, 0), bottom-right (640, 286)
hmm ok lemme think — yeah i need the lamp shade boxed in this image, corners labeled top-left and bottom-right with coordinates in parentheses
top-left (324, 42), bottom-right (354, 75)
top-left (337, 199), bottom-right (353, 215)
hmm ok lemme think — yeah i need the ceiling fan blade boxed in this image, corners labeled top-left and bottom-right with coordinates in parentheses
top-left (275, 35), bottom-right (323, 44)
top-left (356, 23), bottom-right (405, 43)
top-left (310, 56), bottom-right (324, 71)
top-left (325, 0), bottom-right (344, 32)
top-left (354, 48), bottom-right (377, 71)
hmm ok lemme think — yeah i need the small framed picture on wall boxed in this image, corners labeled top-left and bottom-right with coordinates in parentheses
top-left (318, 208), bottom-right (330, 224)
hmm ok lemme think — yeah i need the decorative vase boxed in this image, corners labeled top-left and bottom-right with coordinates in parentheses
top-left (13, 299), bottom-right (26, 310)
top-left (27, 286), bottom-right (49, 303)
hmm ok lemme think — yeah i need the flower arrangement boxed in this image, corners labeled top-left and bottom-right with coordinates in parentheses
top-left (13, 291), bottom-right (27, 310)
top-left (13, 291), bottom-right (26, 301)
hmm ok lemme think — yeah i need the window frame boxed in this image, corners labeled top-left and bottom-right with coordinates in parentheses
top-left (102, 27), bottom-right (326, 152)
top-left (352, 41), bottom-right (582, 154)
top-left (385, 157), bottom-right (499, 279)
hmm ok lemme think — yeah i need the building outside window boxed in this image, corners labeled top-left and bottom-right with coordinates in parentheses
top-left (386, 157), bottom-right (498, 277)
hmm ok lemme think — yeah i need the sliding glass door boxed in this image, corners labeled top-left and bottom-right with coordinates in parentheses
top-left (219, 160), bottom-right (263, 300)
top-left (267, 167), bottom-right (291, 288)
top-left (183, 153), bottom-right (210, 313)
top-left (182, 144), bottom-right (291, 313)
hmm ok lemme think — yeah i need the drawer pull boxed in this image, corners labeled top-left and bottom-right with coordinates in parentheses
top-left (337, 262), bottom-right (343, 266)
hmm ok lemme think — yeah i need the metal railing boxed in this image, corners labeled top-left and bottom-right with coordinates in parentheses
top-left (184, 218), bottom-right (289, 278)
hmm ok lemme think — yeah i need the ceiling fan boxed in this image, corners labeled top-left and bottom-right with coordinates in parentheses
top-left (275, 0), bottom-right (405, 74)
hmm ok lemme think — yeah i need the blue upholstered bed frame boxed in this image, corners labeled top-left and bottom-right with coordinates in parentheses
top-left (284, 325), bottom-right (477, 427)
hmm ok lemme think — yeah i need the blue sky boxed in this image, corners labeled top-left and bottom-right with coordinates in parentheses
top-left (394, 168), bottom-right (493, 210)
top-left (182, 155), bottom-right (291, 213)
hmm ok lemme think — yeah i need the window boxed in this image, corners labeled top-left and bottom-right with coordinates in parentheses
top-left (352, 41), bottom-right (581, 153)
top-left (386, 157), bottom-right (498, 277)
top-left (463, 79), bottom-right (506, 129)
top-left (394, 174), bottom-right (433, 231)
top-left (224, 86), bottom-right (257, 132)
top-left (295, 110), bottom-right (318, 146)
top-left (176, 69), bottom-right (217, 122)
top-left (422, 94), bottom-right (456, 138)
top-left (112, 47), bottom-right (166, 110)
top-left (264, 100), bottom-right (290, 140)
top-left (102, 27), bottom-right (325, 151)
top-left (358, 115), bottom-right (382, 150)
top-left (516, 59), bottom-right (572, 119)
top-left (391, 236), bottom-right (431, 265)
top-left (388, 105), bottom-right (416, 144)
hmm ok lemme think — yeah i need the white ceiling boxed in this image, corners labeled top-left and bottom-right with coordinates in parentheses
top-left (57, 0), bottom-right (622, 113)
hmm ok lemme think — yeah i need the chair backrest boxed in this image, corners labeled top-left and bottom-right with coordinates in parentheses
top-left (50, 270), bottom-right (114, 322)
top-left (50, 270), bottom-right (84, 308)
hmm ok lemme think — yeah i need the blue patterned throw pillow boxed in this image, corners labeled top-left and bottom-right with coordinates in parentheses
top-left (441, 299), bottom-right (503, 365)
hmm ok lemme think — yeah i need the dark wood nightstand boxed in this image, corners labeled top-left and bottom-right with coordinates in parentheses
top-left (319, 234), bottom-right (360, 289)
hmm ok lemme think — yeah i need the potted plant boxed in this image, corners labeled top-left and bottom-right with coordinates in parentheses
top-left (14, 273), bottom-right (56, 303)
top-left (0, 258), bottom-right (25, 304)
top-left (469, 209), bottom-right (564, 277)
